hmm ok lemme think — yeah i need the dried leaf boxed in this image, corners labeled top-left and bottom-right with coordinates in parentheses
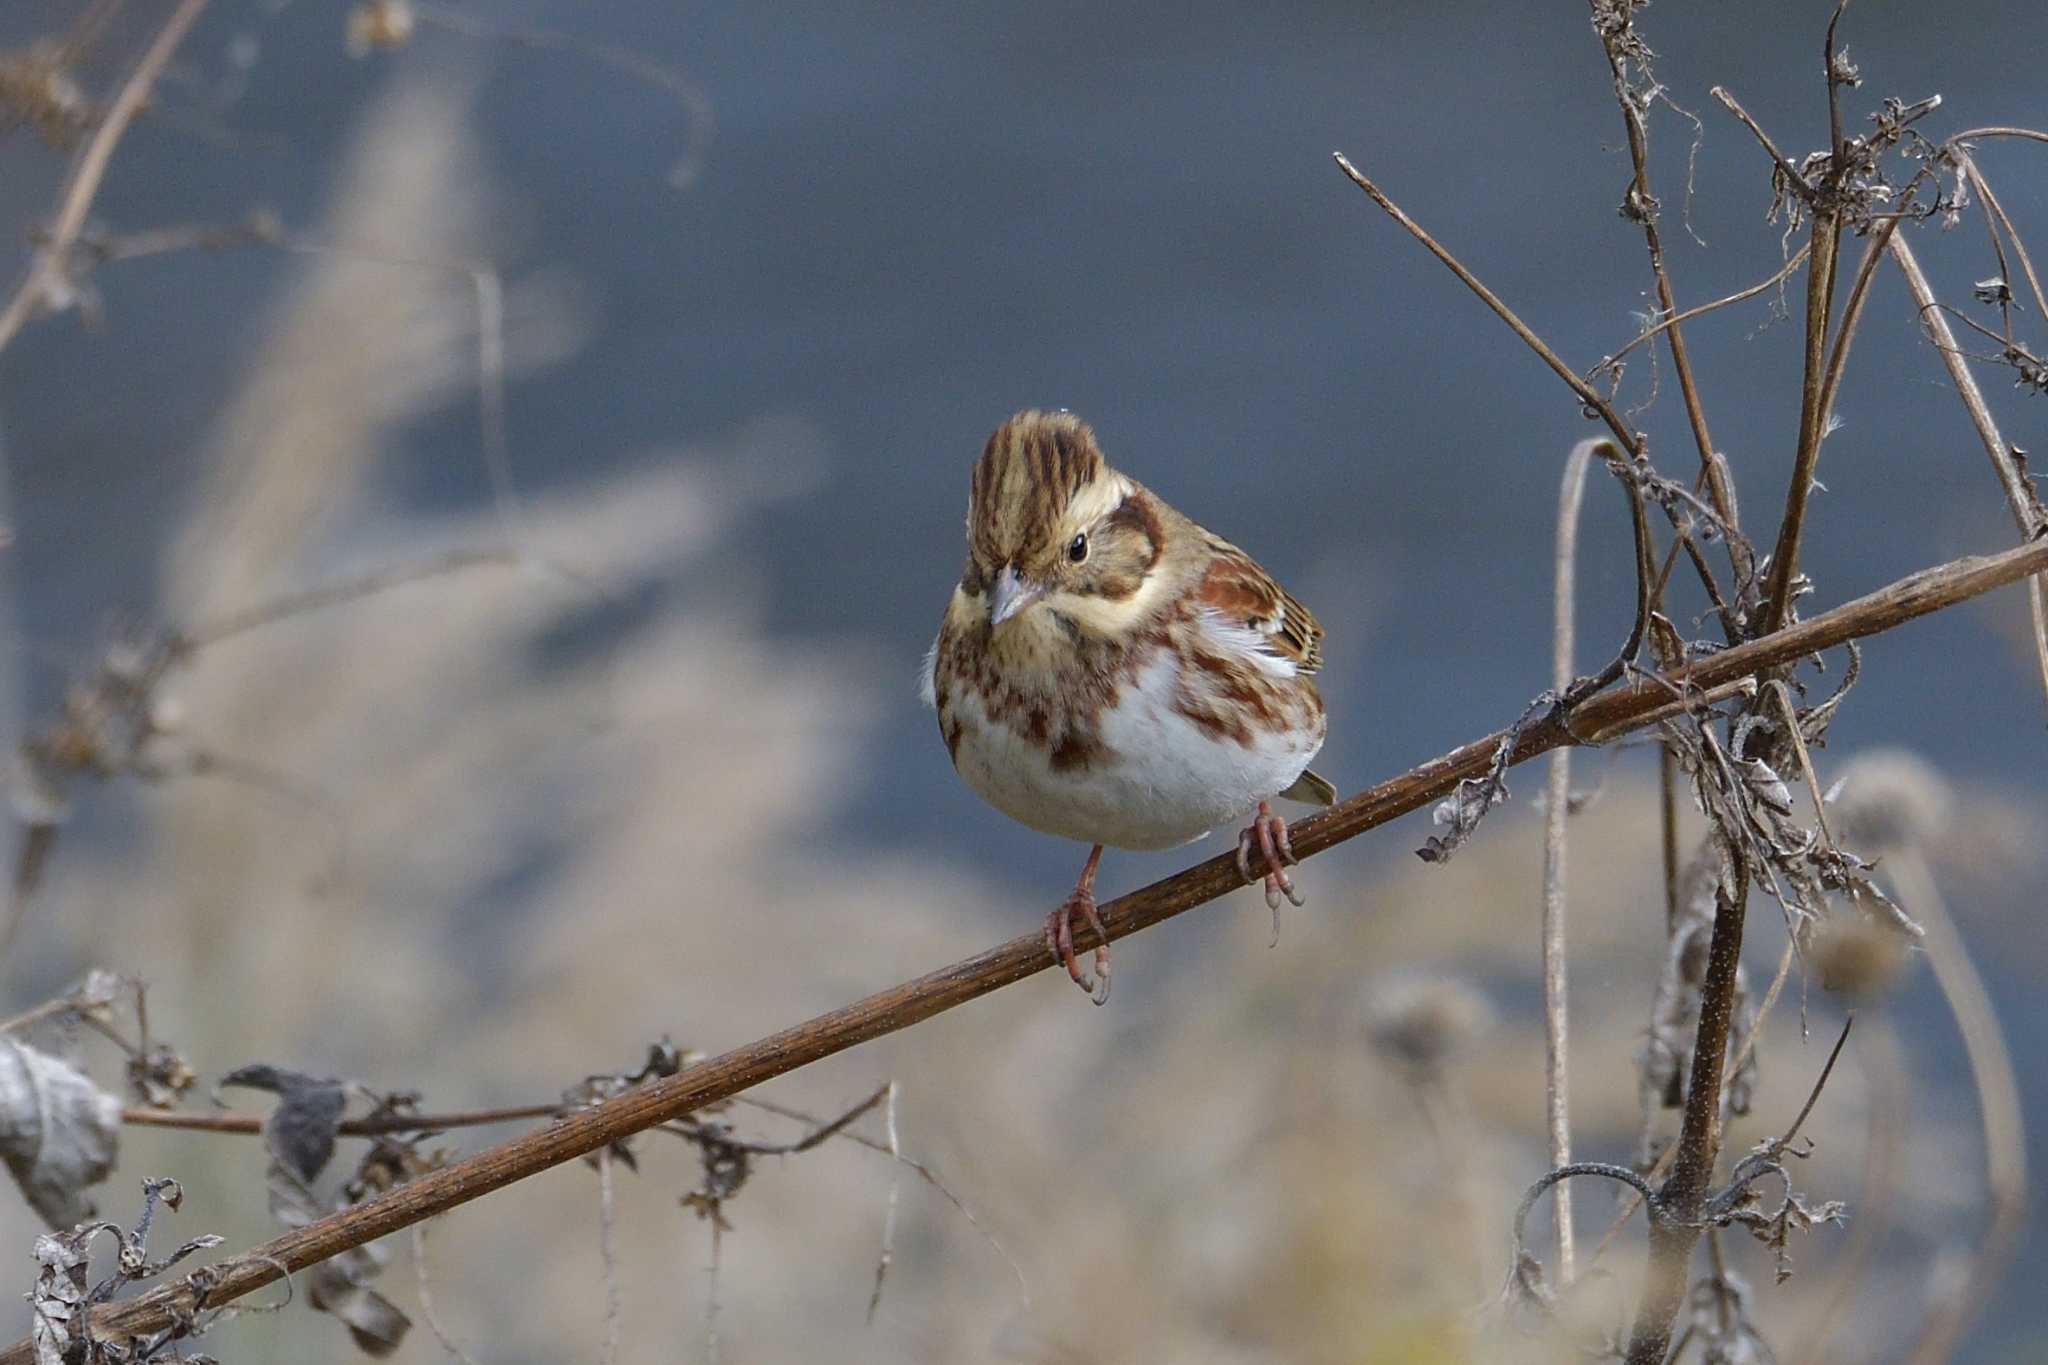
top-left (263, 1129), bottom-right (413, 1357)
top-left (0, 1038), bottom-right (121, 1227)
top-left (29, 1228), bottom-right (90, 1365)
top-left (218, 1063), bottom-right (349, 1182)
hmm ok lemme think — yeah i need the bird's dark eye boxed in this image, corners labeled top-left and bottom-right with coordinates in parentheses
top-left (1067, 533), bottom-right (1089, 563)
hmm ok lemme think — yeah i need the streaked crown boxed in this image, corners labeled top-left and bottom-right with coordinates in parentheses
top-left (966, 410), bottom-right (1107, 573)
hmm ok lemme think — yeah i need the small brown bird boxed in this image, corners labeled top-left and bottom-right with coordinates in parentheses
top-left (921, 411), bottom-right (1336, 1003)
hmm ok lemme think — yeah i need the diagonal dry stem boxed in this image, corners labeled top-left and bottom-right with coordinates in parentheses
top-left (1332, 153), bottom-right (1641, 456)
top-left (1889, 231), bottom-right (2048, 714)
top-left (5, 535), bottom-right (2047, 1360)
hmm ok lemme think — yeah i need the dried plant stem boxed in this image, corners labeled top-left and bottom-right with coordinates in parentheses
top-left (1598, 242), bottom-right (1812, 375)
top-left (1332, 153), bottom-right (1640, 456)
top-left (1592, 4), bottom-right (1731, 524)
top-left (1540, 440), bottom-right (1602, 1280)
top-left (1892, 850), bottom-right (2028, 1365)
top-left (865, 1082), bottom-right (901, 1323)
top-left (121, 1101), bottom-right (564, 1135)
top-left (596, 1147), bottom-right (621, 1365)
top-left (1658, 744), bottom-right (1680, 929)
top-left (1624, 859), bottom-right (1750, 1364)
top-left (0, 0), bottom-right (213, 355)
top-left (1761, 211), bottom-right (1842, 633)
top-left (13, 535), bottom-right (2048, 1361)
top-left (1950, 127), bottom-right (2048, 146)
top-left (1889, 231), bottom-right (2048, 712)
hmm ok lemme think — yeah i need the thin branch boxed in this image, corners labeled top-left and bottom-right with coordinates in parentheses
top-left (121, 1101), bottom-right (563, 1136)
top-left (1713, 85), bottom-right (1810, 190)
top-left (1541, 440), bottom-right (1600, 1281)
top-left (1780, 1013), bottom-right (1853, 1154)
top-left (596, 1147), bottom-right (620, 1365)
top-left (1590, 1), bottom-right (1733, 529)
top-left (1762, 185), bottom-right (1843, 634)
top-left (1595, 243), bottom-right (1811, 375)
top-left (15, 534), bottom-right (2048, 1359)
top-left (0, 0), bottom-right (213, 355)
top-left (1890, 231), bottom-right (2048, 717)
top-left (1659, 743), bottom-right (1681, 930)
top-left (1949, 127), bottom-right (2048, 146)
top-left (865, 1082), bottom-right (901, 1324)
top-left (1332, 153), bottom-right (1640, 455)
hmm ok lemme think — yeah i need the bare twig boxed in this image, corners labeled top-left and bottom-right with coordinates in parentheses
top-left (1595, 243), bottom-right (1811, 375)
top-left (1949, 127), bottom-right (2048, 147)
top-left (1890, 231), bottom-right (2048, 716)
top-left (1332, 153), bottom-right (1640, 456)
top-left (1589, 0), bottom-right (1734, 531)
top-left (0, 0), bottom-right (213, 355)
top-left (1659, 744), bottom-right (1681, 929)
top-left (1762, 189), bottom-right (1842, 634)
top-left (865, 1082), bottom-right (901, 1324)
top-left (121, 1101), bottom-right (563, 1135)
top-left (596, 1147), bottom-right (620, 1365)
top-left (12, 535), bottom-right (2048, 1359)
top-left (1540, 440), bottom-right (1601, 1280)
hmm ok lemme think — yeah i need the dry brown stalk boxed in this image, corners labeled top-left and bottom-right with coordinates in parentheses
top-left (1888, 230), bottom-right (2048, 713)
top-left (121, 1101), bottom-right (563, 1136)
top-left (1625, 860), bottom-right (1751, 1364)
top-left (1331, 153), bottom-right (1641, 457)
top-left (1589, 0), bottom-right (1735, 532)
top-left (6, 533), bottom-right (2047, 1361)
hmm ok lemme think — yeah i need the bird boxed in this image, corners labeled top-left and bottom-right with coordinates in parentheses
top-left (921, 409), bottom-right (1336, 1004)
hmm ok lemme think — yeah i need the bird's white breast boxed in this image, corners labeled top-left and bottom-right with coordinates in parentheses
top-left (939, 646), bottom-right (1323, 852)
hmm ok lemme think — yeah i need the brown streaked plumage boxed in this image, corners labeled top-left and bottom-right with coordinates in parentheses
top-left (922, 410), bottom-right (1337, 1004)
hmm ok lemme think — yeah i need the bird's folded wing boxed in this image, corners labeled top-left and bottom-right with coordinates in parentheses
top-left (1193, 545), bottom-right (1325, 677)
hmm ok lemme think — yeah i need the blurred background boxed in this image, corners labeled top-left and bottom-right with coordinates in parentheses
top-left (0, 0), bottom-right (2043, 1360)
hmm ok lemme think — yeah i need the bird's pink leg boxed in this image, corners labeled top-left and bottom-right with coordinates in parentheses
top-left (1236, 800), bottom-right (1303, 944)
top-left (1044, 843), bottom-right (1111, 1005)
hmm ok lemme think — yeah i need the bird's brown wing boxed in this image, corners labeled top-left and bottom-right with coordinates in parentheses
top-left (1192, 540), bottom-right (1325, 675)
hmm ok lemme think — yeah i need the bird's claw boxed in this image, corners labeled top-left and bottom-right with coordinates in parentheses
top-left (1237, 802), bottom-right (1305, 944)
top-left (1045, 887), bottom-right (1111, 1006)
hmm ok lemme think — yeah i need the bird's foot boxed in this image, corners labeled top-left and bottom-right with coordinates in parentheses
top-left (1236, 800), bottom-right (1303, 945)
top-left (1044, 881), bottom-right (1111, 1006)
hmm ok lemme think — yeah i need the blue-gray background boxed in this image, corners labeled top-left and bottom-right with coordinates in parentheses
top-left (0, 1), bottom-right (2043, 1360)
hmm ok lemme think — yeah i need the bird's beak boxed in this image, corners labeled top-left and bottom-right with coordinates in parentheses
top-left (988, 563), bottom-right (1043, 627)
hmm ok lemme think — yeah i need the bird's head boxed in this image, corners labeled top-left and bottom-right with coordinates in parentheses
top-left (958, 410), bottom-right (1165, 636)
